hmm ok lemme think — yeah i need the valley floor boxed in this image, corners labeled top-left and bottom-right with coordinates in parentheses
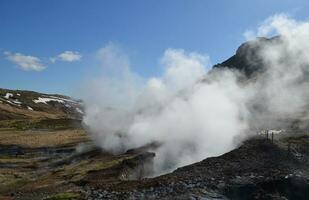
top-left (0, 119), bottom-right (309, 200)
top-left (0, 119), bottom-right (155, 200)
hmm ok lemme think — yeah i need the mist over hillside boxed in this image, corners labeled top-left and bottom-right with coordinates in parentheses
top-left (83, 14), bottom-right (309, 176)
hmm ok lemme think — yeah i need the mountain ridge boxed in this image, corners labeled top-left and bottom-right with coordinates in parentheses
top-left (213, 36), bottom-right (282, 77)
top-left (0, 88), bottom-right (83, 121)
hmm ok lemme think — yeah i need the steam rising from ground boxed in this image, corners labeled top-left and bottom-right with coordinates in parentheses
top-left (82, 14), bottom-right (309, 175)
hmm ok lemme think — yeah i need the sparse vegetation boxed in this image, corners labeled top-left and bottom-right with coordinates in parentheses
top-left (0, 129), bottom-right (88, 148)
top-left (43, 192), bottom-right (81, 200)
top-left (0, 119), bottom-right (83, 130)
top-left (58, 154), bottom-right (136, 182)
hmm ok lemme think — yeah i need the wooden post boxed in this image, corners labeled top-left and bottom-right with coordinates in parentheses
top-left (266, 130), bottom-right (269, 140)
top-left (271, 132), bottom-right (274, 143)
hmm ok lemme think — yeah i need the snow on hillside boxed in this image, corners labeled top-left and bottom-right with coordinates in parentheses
top-left (27, 106), bottom-right (34, 111)
top-left (4, 93), bottom-right (13, 99)
top-left (1, 93), bottom-right (22, 107)
top-left (33, 96), bottom-right (80, 105)
top-left (33, 97), bottom-right (65, 104)
top-left (48, 96), bottom-right (79, 104)
top-left (0, 89), bottom-right (84, 118)
top-left (2, 92), bottom-right (75, 107)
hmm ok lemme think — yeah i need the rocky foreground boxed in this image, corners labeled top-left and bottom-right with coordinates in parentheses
top-left (1, 121), bottom-right (308, 200)
top-left (84, 135), bottom-right (309, 200)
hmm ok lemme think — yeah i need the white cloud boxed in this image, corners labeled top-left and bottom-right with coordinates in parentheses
top-left (4, 51), bottom-right (45, 71)
top-left (52, 51), bottom-right (82, 62)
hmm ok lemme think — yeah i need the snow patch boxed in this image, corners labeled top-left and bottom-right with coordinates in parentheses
top-left (17, 93), bottom-right (21, 96)
top-left (257, 129), bottom-right (285, 135)
top-left (27, 106), bottom-right (33, 111)
top-left (269, 129), bottom-right (284, 134)
top-left (4, 93), bottom-right (13, 99)
top-left (12, 99), bottom-right (22, 105)
top-left (49, 96), bottom-right (78, 104)
top-left (33, 95), bottom-right (80, 106)
top-left (33, 97), bottom-right (64, 104)
top-left (2, 99), bottom-right (22, 106)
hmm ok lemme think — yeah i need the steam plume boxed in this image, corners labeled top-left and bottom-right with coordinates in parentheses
top-left (82, 14), bottom-right (309, 175)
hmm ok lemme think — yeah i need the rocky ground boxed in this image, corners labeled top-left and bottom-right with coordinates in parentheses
top-left (82, 135), bottom-right (309, 200)
top-left (0, 120), bottom-right (156, 200)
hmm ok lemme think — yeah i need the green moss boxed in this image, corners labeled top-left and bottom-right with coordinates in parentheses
top-left (0, 177), bottom-right (30, 193)
top-left (60, 155), bottom-right (135, 182)
top-left (44, 192), bottom-right (81, 200)
top-left (0, 119), bottom-right (83, 130)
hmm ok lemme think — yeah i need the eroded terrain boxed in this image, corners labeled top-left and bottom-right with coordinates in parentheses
top-left (1, 116), bottom-right (309, 200)
top-left (0, 118), bottom-right (155, 200)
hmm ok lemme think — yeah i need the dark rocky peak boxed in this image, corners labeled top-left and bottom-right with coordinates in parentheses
top-left (214, 36), bottom-right (282, 77)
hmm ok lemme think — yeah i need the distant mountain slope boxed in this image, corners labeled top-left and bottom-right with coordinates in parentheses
top-left (0, 88), bottom-right (84, 120)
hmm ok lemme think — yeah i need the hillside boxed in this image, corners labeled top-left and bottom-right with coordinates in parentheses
top-left (0, 88), bottom-right (83, 121)
top-left (0, 88), bottom-right (156, 200)
top-left (213, 37), bottom-right (282, 77)
top-left (0, 88), bottom-right (84, 130)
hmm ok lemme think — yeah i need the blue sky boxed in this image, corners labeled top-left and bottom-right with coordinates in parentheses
top-left (1, 0), bottom-right (309, 96)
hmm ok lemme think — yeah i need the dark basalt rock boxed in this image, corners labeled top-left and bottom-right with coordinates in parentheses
top-left (213, 36), bottom-right (282, 77)
top-left (86, 137), bottom-right (309, 199)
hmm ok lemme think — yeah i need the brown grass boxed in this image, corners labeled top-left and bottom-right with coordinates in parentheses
top-left (0, 129), bottom-right (89, 148)
top-left (0, 103), bottom-right (64, 120)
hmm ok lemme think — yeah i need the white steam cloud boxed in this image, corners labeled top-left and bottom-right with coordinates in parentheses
top-left (82, 14), bottom-right (309, 175)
